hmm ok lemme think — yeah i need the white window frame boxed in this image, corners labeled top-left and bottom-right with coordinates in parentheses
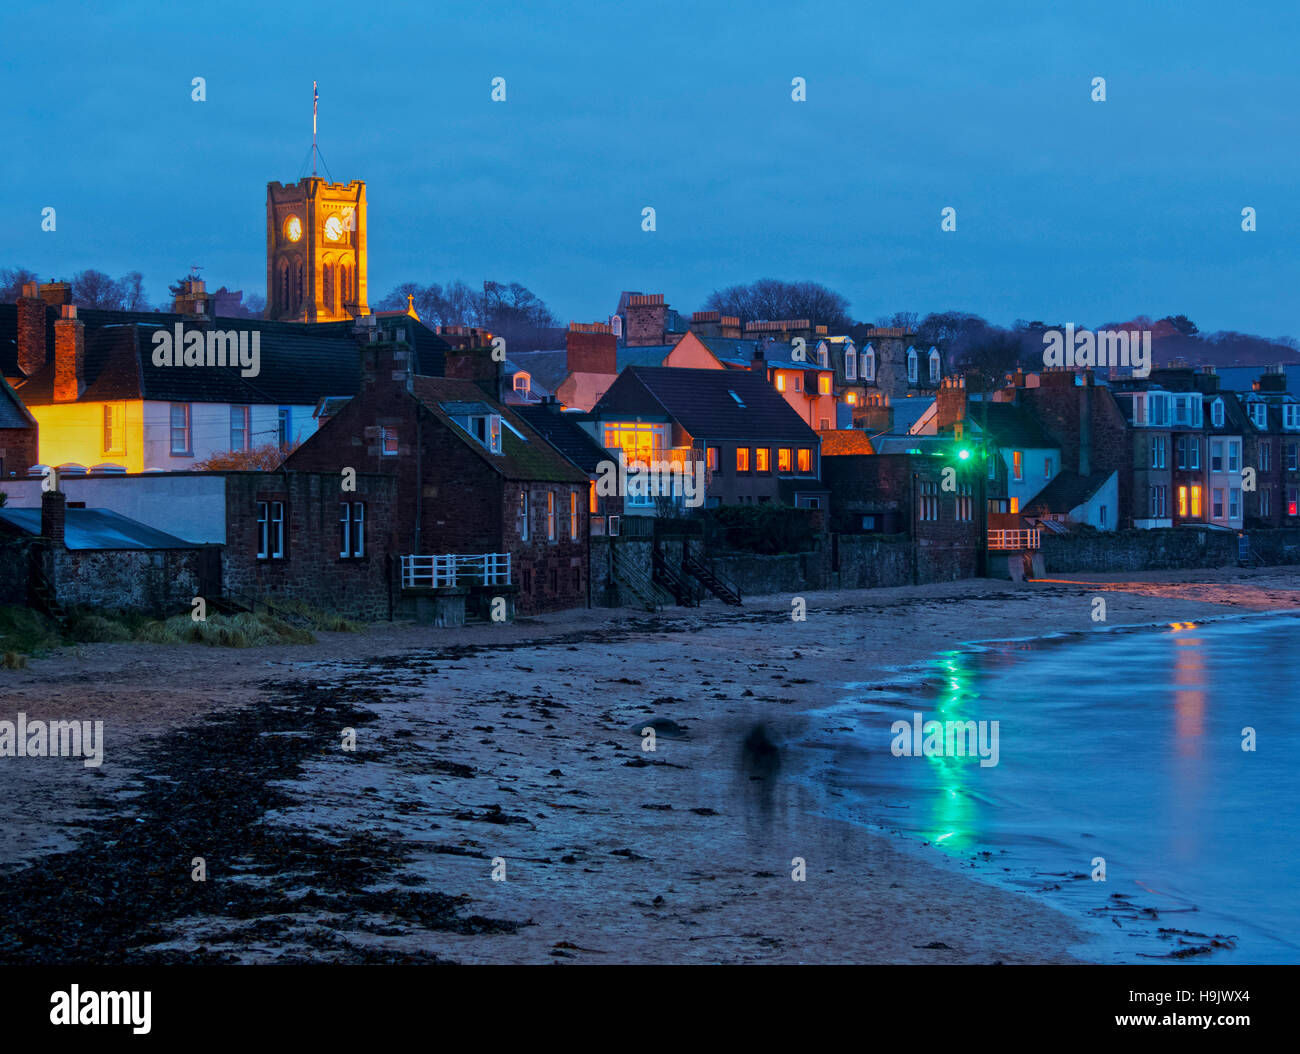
top-left (170, 403), bottom-right (192, 455)
top-left (569, 491), bottom-right (578, 541)
top-left (907, 347), bottom-right (918, 384)
top-left (845, 349), bottom-right (857, 380)
top-left (518, 491), bottom-right (530, 541)
top-left (928, 347), bottom-right (941, 384)
top-left (340, 502), bottom-right (364, 558)
top-left (231, 405), bottom-right (250, 452)
top-left (863, 346), bottom-right (875, 383)
top-left (547, 491), bottom-right (556, 542)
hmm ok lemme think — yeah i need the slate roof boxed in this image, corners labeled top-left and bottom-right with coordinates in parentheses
top-left (1024, 470), bottom-right (1114, 514)
top-left (616, 345), bottom-right (674, 371)
top-left (507, 349), bottom-right (568, 392)
top-left (695, 336), bottom-right (833, 372)
top-left (409, 377), bottom-right (587, 484)
top-left (872, 435), bottom-right (950, 455)
top-left (0, 507), bottom-right (195, 549)
top-left (6, 305), bottom-right (451, 406)
top-left (513, 405), bottom-right (611, 475)
top-left (0, 375), bottom-right (36, 429)
top-left (968, 402), bottom-right (1058, 449)
top-left (593, 366), bottom-right (820, 444)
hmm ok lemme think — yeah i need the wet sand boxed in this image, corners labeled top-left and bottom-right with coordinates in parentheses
top-left (2, 566), bottom-right (1297, 964)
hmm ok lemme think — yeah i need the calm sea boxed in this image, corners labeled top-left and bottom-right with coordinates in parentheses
top-left (804, 616), bottom-right (1300, 964)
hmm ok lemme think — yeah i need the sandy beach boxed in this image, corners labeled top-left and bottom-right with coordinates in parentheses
top-left (2, 566), bottom-right (1298, 965)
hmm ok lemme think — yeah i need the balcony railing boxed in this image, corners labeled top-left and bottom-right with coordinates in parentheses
top-left (401, 553), bottom-right (512, 589)
top-left (988, 529), bottom-right (1040, 551)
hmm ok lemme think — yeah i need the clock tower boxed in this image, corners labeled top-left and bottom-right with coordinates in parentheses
top-left (265, 177), bottom-right (369, 322)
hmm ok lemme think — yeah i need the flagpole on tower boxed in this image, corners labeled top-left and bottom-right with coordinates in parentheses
top-left (312, 81), bottom-right (318, 177)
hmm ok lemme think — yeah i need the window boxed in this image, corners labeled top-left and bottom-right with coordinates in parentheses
top-left (1152, 435), bottom-right (1166, 469)
top-left (1251, 402), bottom-right (1267, 428)
top-left (1191, 485), bottom-right (1203, 518)
top-left (522, 568), bottom-right (533, 594)
top-left (845, 349), bottom-right (857, 380)
top-left (469, 414), bottom-right (503, 454)
top-left (818, 344), bottom-right (828, 368)
top-left (907, 347), bottom-right (918, 383)
top-left (819, 418), bottom-right (830, 430)
top-left (929, 347), bottom-right (941, 384)
top-left (1230, 487), bottom-right (1241, 520)
top-left (775, 374), bottom-right (786, 392)
top-left (589, 479), bottom-right (597, 514)
top-left (1149, 394), bottom-right (1169, 426)
top-left (1213, 488), bottom-right (1224, 519)
top-left (257, 501), bottom-right (284, 559)
top-left (1150, 485), bottom-right (1167, 518)
top-left (1212, 399), bottom-right (1224, 428)
top-left (846, 392), bottom-right (857, 405)
top-left (278, 407), bottom-right (291, 450)
top-left (1290, 488), bottom-right (1299, 517)
top-left (1012, 451), bottom-right (1023, 481)
top-left (919, 481), bottom-right (939, 521)
top-left (1262, 488), bottom-right (1271, 516)
top-left (793, 376), bottom-right (802, 392)
top-left (170, 403), bottom-right (192, 455)
top-left (1289, 442), bottom-right (1298, 471)
top-left (381, 426), bottom-right (398, 455)
top-left (1228, 441), bottom-right (1240, 472)
top-left (1100, 505), bottom-right (1107, 527)
top-left (103, 402), bottom-right (125, 455)
top-left (1261, 442), bottom-right (1271, 471)
top-left (1286, 403), bottom-right (1300, 430)
top-left (818, 375), bottom-right (831, 395)
top-left (957, 483), bottom-right (973, 521)
top-left (513, 372), bottom-right (531, 394)
top-left (569, 491), bottom-right (578, 540)
top-left (1044, 457), bottom-right (1053, 479)
top-left (547, 491), bottom-right (556, 541)
top-left (518, 491), bottom-right (529, 540)
top-left (1176, 436), bottom-right (1187, 469)
top-left (756, 448), bottom-right (771, 473)
top-left (231, 405), bottom-right (250, 452)
top-left (863, 346), bottom-right (875, 382)
top-left (797, 448), bottom-right (812, 474)
top-left (1178, 485), bottom-right (1188, 518)
top-left (1009, 497), bottom-right (1020, 514)
top-left (549, 568), bottom-right (558, 592)
top-left (1211, 441), bottom-right (1223, 471)
top-left (777, 448), bottom-right (792, 473)
top-left (339, 502), bottom-right (364, 557)
top-left (988, 453), bottom-right (997, 480)
top-left (706, 446), bottom-right (720, 473)
top-left (736, 447), bottom-right (751, 472)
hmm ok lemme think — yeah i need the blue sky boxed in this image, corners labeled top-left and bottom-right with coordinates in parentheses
top-left (2, 0), bottom-right (1296, 336)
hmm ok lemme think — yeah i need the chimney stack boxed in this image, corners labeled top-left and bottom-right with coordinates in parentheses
top-left (38, 282), bottom-right (72, 308)
top-left (625, 293), bottom-right (667, 346)
top-left (16, 282), bottom-right (48, 376)
top-left (53, 305), bottom-right (85, 403)
top-left (565, 321), bottom-right (617, 375)
top-left (41, 488), bottom-right (66, 548)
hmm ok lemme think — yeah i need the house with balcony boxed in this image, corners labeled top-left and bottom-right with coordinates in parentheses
top-left (589, 366), bottom-right (826, 511)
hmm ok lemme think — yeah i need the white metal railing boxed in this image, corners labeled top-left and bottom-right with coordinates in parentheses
top-left (987, 529), bottom-right (1040, 551)
top-left (401, 553), bottom-right (512, 589)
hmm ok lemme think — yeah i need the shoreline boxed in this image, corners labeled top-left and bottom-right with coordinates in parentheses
top-left (2, 567), bottom-right (1298, 963)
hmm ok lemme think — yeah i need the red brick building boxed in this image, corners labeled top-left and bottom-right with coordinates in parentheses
top-left (0, 375), bottom-right (38, 481)
top-left (287, 338), bottom-right (590, 614)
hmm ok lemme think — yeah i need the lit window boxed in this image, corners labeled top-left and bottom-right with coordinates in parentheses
top-left (1191, 486), bottom-right (1202, 518)
top-left (756, 448), bottom-right (770, 472)
top-left (513, 372), bottom-right (531, 394)
top-left (103, 402), bottom-right (126, 455)
top-left (589, 480), bottom-right (597, 514)
top-left (847, 392), bottom-right (857, 405)
top-left (706, 446), bottom-right (719, 472)
top-left (1009, 497), bottom-right (1019, 514)
top-left (547, 491), bottom-right (556, 541)
top-left (737, 448), bottom-right (751, 472)
top-left (570, 491), bottom-right (578, 540)
top-left (797, 448), bottom-right (812, 474)
top-left (1012, 450), bottom-right (1023, 481)
top-left (1178, 486), bottom-right (1188, 517)
top-left (775, 374), bottom-right (786, 392)
top-left (818, 375), bottom-right (831, 395)
top-left (777, 448), bottom-right (792, 473)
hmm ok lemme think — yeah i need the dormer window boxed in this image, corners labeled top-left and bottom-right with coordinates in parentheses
top-left (817, 342), bottom-right (828, 367)
top-left (1250, 401), bottom-right (1267, 429)
top-left (845, 349), bottom-right (857, 380)
top-left (1212, 398), bottom-right (1224, 428)
top-left (728, 390), bottom-right (746, 408)
top-left (863, 345), bottom-right (875, 383)
top-left (907, 347), bottom-right (918, 384)
top-left (928, 347), bottom-right (941, 384)
top-left (472, 414), bottom-right (502, 453)
top-left (1284, 401), bottom-right (1300, 430)
top-left (513, 372), bottom-right (531, 395)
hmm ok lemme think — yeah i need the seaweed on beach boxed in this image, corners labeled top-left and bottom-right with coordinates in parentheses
top-left (0, 678), bottom-right (520, 965)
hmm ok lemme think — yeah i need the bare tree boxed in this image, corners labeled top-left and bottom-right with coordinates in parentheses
top-left (704, 279), bottom-right (852, 330)
top-left (0, 267), bottom-right (39, 303)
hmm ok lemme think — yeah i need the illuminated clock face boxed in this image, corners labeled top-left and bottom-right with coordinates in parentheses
top-left (324, 215), bottom-right (344, 242)
top-left (284, 215), bottom-right (302, 242)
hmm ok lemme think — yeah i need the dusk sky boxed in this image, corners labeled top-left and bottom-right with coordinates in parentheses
top-left (2, 0), bottom-right (1297, 335)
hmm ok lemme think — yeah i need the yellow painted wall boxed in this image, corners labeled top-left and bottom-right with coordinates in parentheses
top-left (29, 400), bottom-right (144, 472)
